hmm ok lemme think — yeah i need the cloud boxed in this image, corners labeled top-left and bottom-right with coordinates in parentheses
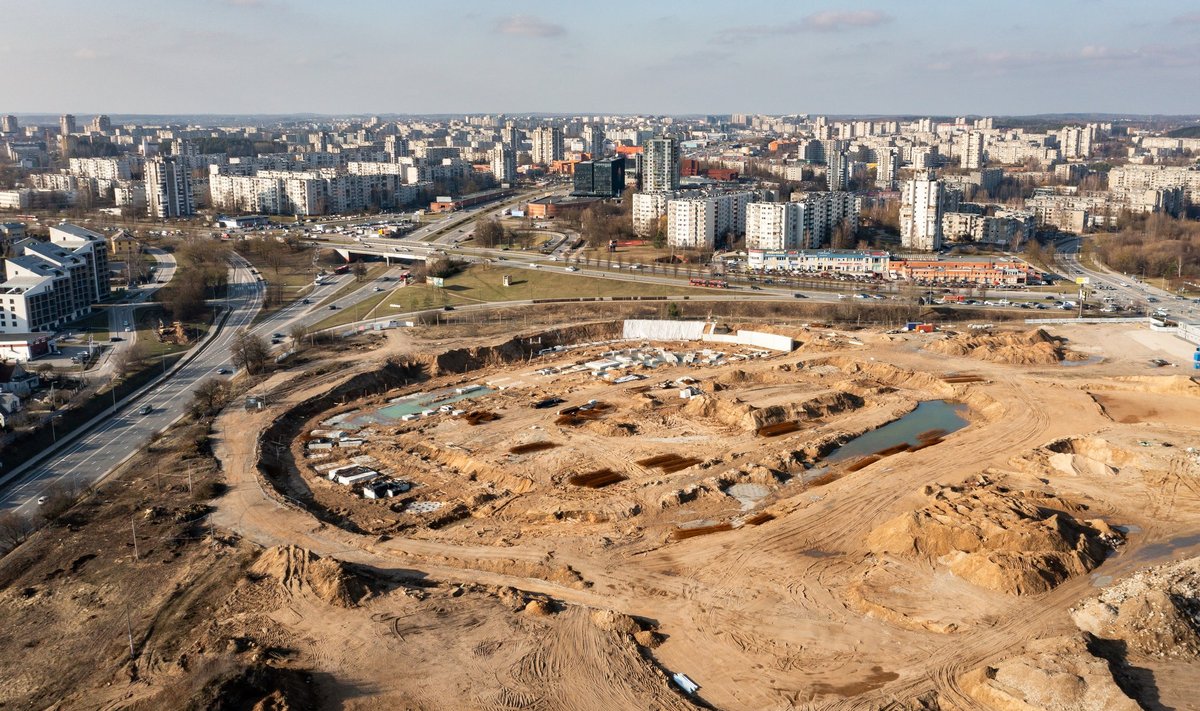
top-left (495, 15), bottom-right (565, 38)
top-left (718, 9), bottom-right (891, 42)
top-left (923, 43), bottom-right (1200, 74)
top-left (803, 10), bottom-right (892, 32)
top-left (73, 48), bottom-right (110, 60)
top-left (1173, 12), bottom-right (1200, 24)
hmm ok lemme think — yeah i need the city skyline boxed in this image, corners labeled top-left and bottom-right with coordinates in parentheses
top-left (2, 1), bottom-right (1199, 116)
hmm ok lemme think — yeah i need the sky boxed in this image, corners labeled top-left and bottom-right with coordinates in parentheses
top-left (1, 0), bottom-right (1199, 117)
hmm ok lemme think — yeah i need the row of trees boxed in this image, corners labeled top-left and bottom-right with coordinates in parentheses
top-left (161, 238), bottom-right (233, 322)
top-left (1094, 213), bottom-right (1200, 280)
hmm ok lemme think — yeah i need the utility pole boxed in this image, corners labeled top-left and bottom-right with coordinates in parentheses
top-left (131, 516), bottom-right (139, 561)
top-left (125, 602), bottom-right (135, 660)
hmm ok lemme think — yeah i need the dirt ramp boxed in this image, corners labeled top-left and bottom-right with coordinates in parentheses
top-left (1099, 374), bottom-right (1200, 396)
top-left (925, 328), bottom-right (1082, 365)
top-left (1072, 557), bottom-right (1200, 658)
top-left (867, 482), bottom-right (1119, 595)
top-left (959, 634), bottom-right (1141, 711)
top-left (250, 545), bottom-right (370, 608)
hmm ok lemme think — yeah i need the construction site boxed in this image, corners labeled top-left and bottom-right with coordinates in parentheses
top-left (4, 312), bottom-right (1200, 710)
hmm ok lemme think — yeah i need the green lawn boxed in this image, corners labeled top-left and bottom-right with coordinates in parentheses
top-left (309, 263), bottom-right (712, 331)
top-left (65, 307), bottom-right (113, 335)
top-left (132, 305), bottom-right (214, 358)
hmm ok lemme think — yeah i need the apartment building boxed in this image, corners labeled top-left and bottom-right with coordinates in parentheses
top-left (0, 223), bottom-right (109, 334)
top-left (1109, 164), bottom-right (1200, 203)
top-left (957, 131), bottom-right (985, 170)
top-left (68, 157), bottom-right (132, 181)
top-left (876, 147), bottom-right (900, 190)
top-left (490, 143), bottom-right (516, 183)
top-left (209, 166), bottom-right (418, 216)
top-left (643, 137), bottom-right (680, 193)
top-left (665, 191), bottom-right (755, 249)
top-left (530, 126), bottom-right (564, 165)
top-left (666, 198), bottom-right (716, 249)
top-left (145, 156), bottom-right (195, 218)
top-left (941, 211), bottom-right (1035, 248)
top-left (582, 124), bottom-right (606, 158)
top-left (631, 190), bottom-right (679, 236)
top-left (899, 171), bottom-right (945, 251)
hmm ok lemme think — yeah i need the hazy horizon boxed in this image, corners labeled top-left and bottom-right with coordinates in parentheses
top-left (2, 0), bottom-right (1199, 116)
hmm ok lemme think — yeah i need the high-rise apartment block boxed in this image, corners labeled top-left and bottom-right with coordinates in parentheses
top-left (145, 157), bottom-right (195, 218)
top-left (958, 131), bottom-right (985, 170)
top-left (89, 115), bottom-right (112, 133)
top-left (491, 143), bottom-right (517, 183)
top-left (876, 147), bottom-right (900, 190)
top-left (582, 124), bottom-right (606, 158)
top-left (826, 149), bottom-right (849, 191)
top-left (530, 126), bottom-right (564, 165)
top-left (900, 170), bottom-right (945, 251)
top-left (59, 114), bottom-right (76, 135)
top-left (0, 115), bottom-right (17, 134)
top-left (643, 137), bottom-right (680, 193)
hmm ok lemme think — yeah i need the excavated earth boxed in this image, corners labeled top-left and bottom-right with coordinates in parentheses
top-left (6, 321), bottom-right (1200, 710)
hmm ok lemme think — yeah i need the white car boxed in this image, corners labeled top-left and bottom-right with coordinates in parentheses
top-left (565, 266), bottom-right (579, 272)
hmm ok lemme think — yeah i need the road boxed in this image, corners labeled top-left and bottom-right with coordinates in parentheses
top-left (0, 256), bottom-right (264, 515)
top-left (1055, 236), bottom-right (1200, 322)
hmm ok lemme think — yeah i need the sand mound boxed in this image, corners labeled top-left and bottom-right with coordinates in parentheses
top-left (867, 482), bottom-right (1118, 595)
top-left (682, 391), bottom-right (861, 431)
top-left (250, 545), bottom-right (369, 608)
top-left (959, 634), bottom-right (1140, 711)
top-left (591, 609), bottom-right (641, 636)
top-left (926, 328), bottom-right (1082, 365)
top-left (1071, 557), bottom-right (1200, 658)
top-left (1042, 436), bottom-right (1135, 477)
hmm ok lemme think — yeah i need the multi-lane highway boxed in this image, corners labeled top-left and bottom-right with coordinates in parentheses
top-left (1056, 236), bottom-right (1200, 321)
top-left (0, 256), bottom-right (263, 515)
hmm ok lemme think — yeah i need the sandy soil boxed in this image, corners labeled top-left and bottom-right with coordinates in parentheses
top-left (7, 320), bottom-right (1200, 710)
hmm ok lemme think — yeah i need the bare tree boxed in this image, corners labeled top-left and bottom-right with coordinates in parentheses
top-left (112, 341), bottom-right (149, 378)
top-left (229, 330), bottom-right (271, 375)
top-left (189, 378), bottom-right (228, 419)
top-left (290, 324), bottom-right (308, 350)
top-left (0, 510), bottom-right (36, 549)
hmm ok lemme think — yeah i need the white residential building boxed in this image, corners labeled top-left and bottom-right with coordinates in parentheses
top-left (145, 157), bottom-right (194, 218)
top-left (631, 190), bottom-right (678, 236)
top-left (582, 124), bottom-right (606, 157)
top-left (490, 143), bottom-right (516, 182)
top-left (666, 198), bottom-right (716, 249)
top-left (665, 191), bottom-right (755, 249)
top-left (0, 223), bottom-right (110, 334)
top-left (900, 170), bottom-right (945, 251)
top-left (530, 126), bottom-right (564, 165)
top-left (876, 147), bottom-right (900, 190)
top-left (958, 131), bottom-right (985, 170)
top-left (68, 157), bottom-right (132, 181)
top-left (745, 202), bottom-right (800, 251)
